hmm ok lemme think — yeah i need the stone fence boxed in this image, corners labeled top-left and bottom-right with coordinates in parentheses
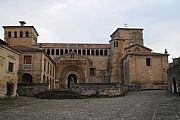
top-left (70, 83), bottom-right (128, 97)
top-left (17, 83), bottom-right (49, 97)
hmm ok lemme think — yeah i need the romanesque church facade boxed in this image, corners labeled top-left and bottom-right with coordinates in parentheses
top-left (2, 21), bottom-right (169, 92)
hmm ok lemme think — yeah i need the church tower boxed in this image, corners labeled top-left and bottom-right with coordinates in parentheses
top-left (109, 28), bottom-right (144, 83)
top-left (3, 21), bottom-right (39, 47)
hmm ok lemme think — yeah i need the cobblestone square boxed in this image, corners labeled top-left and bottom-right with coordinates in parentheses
top-left (0, 90), bottom-right (180, 120)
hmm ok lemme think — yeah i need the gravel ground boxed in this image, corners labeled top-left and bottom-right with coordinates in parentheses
top-left (0, 90), bottom-right (180, 120)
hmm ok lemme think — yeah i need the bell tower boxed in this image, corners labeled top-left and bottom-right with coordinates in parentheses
top-left (3, 21), bottom-right (39, 47)
top-left (109, 27), bottom-right (144, 83)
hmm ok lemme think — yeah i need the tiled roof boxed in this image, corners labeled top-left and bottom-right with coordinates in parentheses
top-left (125, 44), bottom-right (152, 51)
top-left (12, 45), bottom-right (42, 52)
top-left (38, 43), bottom-right (110, 49)
top-left (126, 52), bottom-right (168, 56)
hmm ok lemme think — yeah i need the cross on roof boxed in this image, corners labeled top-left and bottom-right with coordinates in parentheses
top-left (124, 23), bottom-right (128, 27)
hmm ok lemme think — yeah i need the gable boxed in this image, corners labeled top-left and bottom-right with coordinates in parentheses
top-left (124, 44), bottom-right (152, 53)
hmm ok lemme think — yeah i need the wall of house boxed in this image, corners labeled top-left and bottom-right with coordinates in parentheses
top-left (124, 55), bottom-right (168, 89)
top-left (0, 45), bottom-right (20, 97)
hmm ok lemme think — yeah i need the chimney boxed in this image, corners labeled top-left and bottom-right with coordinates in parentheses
top-left (19, 21), bottom-right (26, 26)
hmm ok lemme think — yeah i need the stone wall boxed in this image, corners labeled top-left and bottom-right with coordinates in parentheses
top-left (70, 83), bottom-right (128, 97)
top-left (17, 83), bottom-right (48, 97)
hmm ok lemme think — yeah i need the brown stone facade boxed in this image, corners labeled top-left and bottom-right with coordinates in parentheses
top-left (0, 40), bottom-right (21, 97)
top-left (2, 22), bottom-right (169, 90)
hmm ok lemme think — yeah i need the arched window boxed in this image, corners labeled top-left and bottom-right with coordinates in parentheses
top-left (56, 49), bottom-right (59, 55)
top-left (78, 49), bottom-right (81, 55)
top-left (96, 49), bottom-right (99, 56)
top-left (100, 50), bottom-right (103, 55)
top-left (51, 49), bottom-right (54, 55)
top-left (87, 49), bottom-right (90, 55)
top-left (104, 50), bottom-right (107, 56)
top-left (60, 49), bottom-right (64, 55)
top-left (91, 49), bottom-right (94, 55)
top-left (20, 31), bottom-right (23, 37)
top-left (14, 31), bottom-right (17, 38)
top-left (69, 49), bottom-right (72, 53)
top-left (65, 49), bottom-right (68, 54)
top-left (47, 49), bottom-right (50, 55)
top-left (82, 49), bottom-right (86, 55)
top-left (74, 49), bottom-right (77, 53)
top-left (26, 31), bottom-right (29, 37)
top-left (8, 31), bottom-right (11, 38)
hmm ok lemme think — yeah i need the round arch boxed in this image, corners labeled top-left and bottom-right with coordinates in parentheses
top-left (22, 73), bottom-right (32, 83)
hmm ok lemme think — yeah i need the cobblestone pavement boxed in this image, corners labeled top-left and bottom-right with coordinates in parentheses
top-left (0, 90), bottom-right (180, 120)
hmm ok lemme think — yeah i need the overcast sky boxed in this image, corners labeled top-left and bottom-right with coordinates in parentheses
top-left (0, 0), bottom-right (179, 62)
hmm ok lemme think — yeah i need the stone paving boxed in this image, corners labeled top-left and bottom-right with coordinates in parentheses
top-left (0, 90), bottom-right (180, 120)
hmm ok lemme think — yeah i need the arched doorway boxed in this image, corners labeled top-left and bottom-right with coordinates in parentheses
top-left (22, 73), bottom-right (32, 83)
top-left (68, 74), bottom-right (77, 88)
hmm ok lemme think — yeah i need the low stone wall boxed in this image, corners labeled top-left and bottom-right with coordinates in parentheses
top-left (17, 83), bottom-right (49, 97)
top-left (70, 83), bottom-right (128, 97)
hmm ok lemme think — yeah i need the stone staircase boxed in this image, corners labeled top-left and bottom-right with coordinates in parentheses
top-left (34, 89), bottom-right (86, 99)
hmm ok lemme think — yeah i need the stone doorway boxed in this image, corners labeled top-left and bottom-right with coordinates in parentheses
top-left (68, 74), bottom-right (77, 88)
top-left (6, 82), bottom-right (14, 96)
top-left (172, 77), bottom-right (177, 93)
top-left (22, 73), bottom-right (32, 83)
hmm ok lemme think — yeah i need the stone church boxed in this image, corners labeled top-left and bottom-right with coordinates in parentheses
top-left (2, 21), bottom-right (169, 92)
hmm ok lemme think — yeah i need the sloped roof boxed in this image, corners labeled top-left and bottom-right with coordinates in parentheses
top-left (0, 39), bottom-right (9, 45)
top-left (12, 45), bottom-right (42, 52)
top-left (110, 28), bottom-right (143, 37)
top-left (126, 52), bottom-right (169, 56)
top-left (38, 43), bottom-right (110, 49)
top-left (125, 44), bottom-right (152, 51)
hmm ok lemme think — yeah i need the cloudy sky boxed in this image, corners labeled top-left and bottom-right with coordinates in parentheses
top-left (0, 0), bottom-right (179, 62)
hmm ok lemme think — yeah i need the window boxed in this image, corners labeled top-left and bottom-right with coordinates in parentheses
top-left (56, 49), bottom-right (59, 55)
top-left (78, 49), bottom-right (81, 55)
top-left (65, 49), bottom-right (68, 54)
top-left (74, 49), bottom-right (77, 53)
top-left (24, 56), bottom-right (32, 64)
top-left (69, 49), bottom-right (72, 53)
top-left (100, 50), bottom-right (103, 55)
top-left (20, 31), bottom-right (23, 37)
top-left (87, 49), bottom-right (90, 55)
top-left (8, 62), bottom-right (14, 72)
top-left (90, 68), bottom-right (95, 76)
top-left (114, 41), bottom-right (118, 47)
top-left (8, 31), bottom-right (11, 38)
top-left (91, 49), bottom-right (94, 55)
top-left (60, 49), bottom-right (64, 55)
top-left (25, 31), bottom-right (29, 37)
top-left (51, 49), bottom-right (54, 55)
top-left (82, 49), bottom-right (86, 55)
top-left (146, 58), bottom-right (151, 66)
top-left (96, 49), bottom-right (99, 56)
top-left (44, 59), bottom-right (46, 71)
top-left (104, 50), bottom-right (107, 56)
top-left (14, 31), bottom-right (17, 38)
top-left (47, 49), bottom-right (50, 55)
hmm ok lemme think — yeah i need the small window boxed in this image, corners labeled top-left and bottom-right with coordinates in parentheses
top-left (87, 49), bottom-right (90, 55)
top-left (104, 50), bottom-right (107, 56)
top-left (20, 31), bottom-right (23, 37)
top-left (69, 49), bottom-right (72, 53)
top-left (78, 49), bottom-right (81, 55)
top-left (24, 56), bottom-right (32, 64)
top-left (114, 41), bottom-right (118, 47)
top-left (25, 31), bottom-right (29, 37)
top-left (44, 59), bottom-right (46, 71)
top-left (14, 31), bottom-right (17, 38)
top-left (82, 49), bottom-right (86, 55)
top-left (146, 58), bottom-right (151, 66)
top-left (47, 49), bottom-right (50, 55)
top-left (100, 50), bottom-right (103, 55)
top-left (74, 49), bottom-right (77, 53)
top-left (8, 62), bottom-right (14, 72)
top-left (56, 49), bottom-right (59, 55)
top-left (51, 49), bottom-right (54, 55)
top-left (65, 49), bottom-right (68, 54)
top-left (96, 50), bottom-right (99, 56)
top-left (91, 49), bottom-right (94, 55)
top-left (8, 31), bottom-right (11, 38)
top-left (90, 68), bottom-right (95, 76)
top-left (60, 49), bottom-right (64, 55)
